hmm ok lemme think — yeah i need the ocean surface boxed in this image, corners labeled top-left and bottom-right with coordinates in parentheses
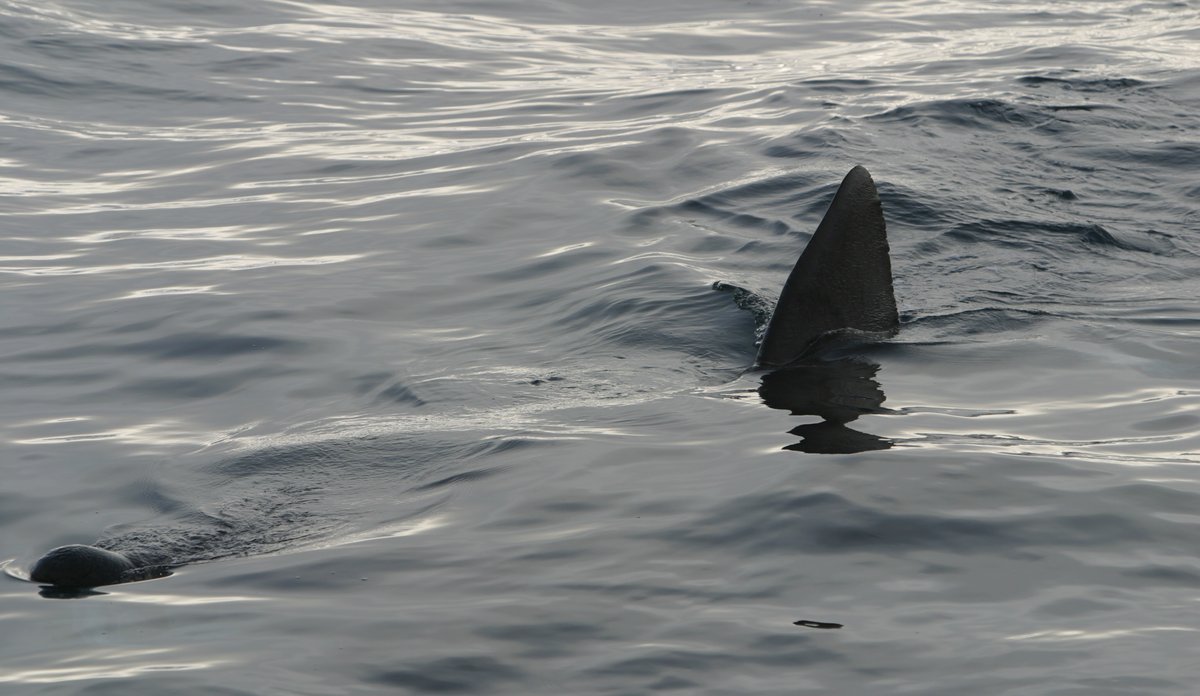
top-left (2, 0), bottom-right (1198, 693)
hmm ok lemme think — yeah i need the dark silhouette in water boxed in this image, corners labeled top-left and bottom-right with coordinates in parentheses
top-left (754, 165), bottom-right (899, 452)
top-left (759, 360), bottom-right (893, 454)
top-left (27, 166), bottom-right (900, 588)
top-left (756, 165), bottom-right (898, 367)
top-left (29, 544), bottom-right (172, 588)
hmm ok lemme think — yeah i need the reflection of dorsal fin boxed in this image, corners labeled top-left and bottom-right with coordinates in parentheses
top-left (756, 166), bottom-right (899, 367)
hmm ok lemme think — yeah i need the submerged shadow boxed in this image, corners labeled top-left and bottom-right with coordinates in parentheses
top-left (758, 358), bottom-right (892, 454)
top-left (37, 586), bottom-right (108, 600)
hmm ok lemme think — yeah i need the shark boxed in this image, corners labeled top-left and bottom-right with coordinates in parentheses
top-left (26, 165), bottom-right (900, 589)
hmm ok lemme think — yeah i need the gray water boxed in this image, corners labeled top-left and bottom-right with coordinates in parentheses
top-left (2, 0), bottom-right (1199, 693)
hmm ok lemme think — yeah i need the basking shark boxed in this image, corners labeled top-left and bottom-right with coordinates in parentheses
top-left (26, 165), bottom-right (899, 589)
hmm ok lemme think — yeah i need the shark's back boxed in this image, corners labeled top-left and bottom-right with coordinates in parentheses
top-left (756, 166), bottom-right (899, 367)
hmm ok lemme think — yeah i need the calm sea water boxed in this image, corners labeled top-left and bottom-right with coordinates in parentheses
top-left (2, 0), bottom-right (1198, 693)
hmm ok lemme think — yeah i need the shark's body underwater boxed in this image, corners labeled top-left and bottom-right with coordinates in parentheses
top-left (28, 165), bottom-right (898, 589)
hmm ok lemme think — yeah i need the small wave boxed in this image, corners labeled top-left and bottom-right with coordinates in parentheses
top-left (867, 98), bottom-right (1063, 133)
top-left (657, 489), bottom-right (1193, 557)
top-left (1017, 74), bottom-right (1149, 92)
top-left (928, 219), bottom-right (1177, 256)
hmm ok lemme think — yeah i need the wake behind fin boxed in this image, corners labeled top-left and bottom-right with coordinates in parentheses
top-left (755, 166), bottom-right (899, 367)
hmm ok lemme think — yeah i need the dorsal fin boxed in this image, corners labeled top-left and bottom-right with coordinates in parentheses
top-left (755, 166), bottom-right (899, 367)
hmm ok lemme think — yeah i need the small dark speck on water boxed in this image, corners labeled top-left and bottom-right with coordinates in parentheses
top-left (794, 620), bottom-right (844, 630)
